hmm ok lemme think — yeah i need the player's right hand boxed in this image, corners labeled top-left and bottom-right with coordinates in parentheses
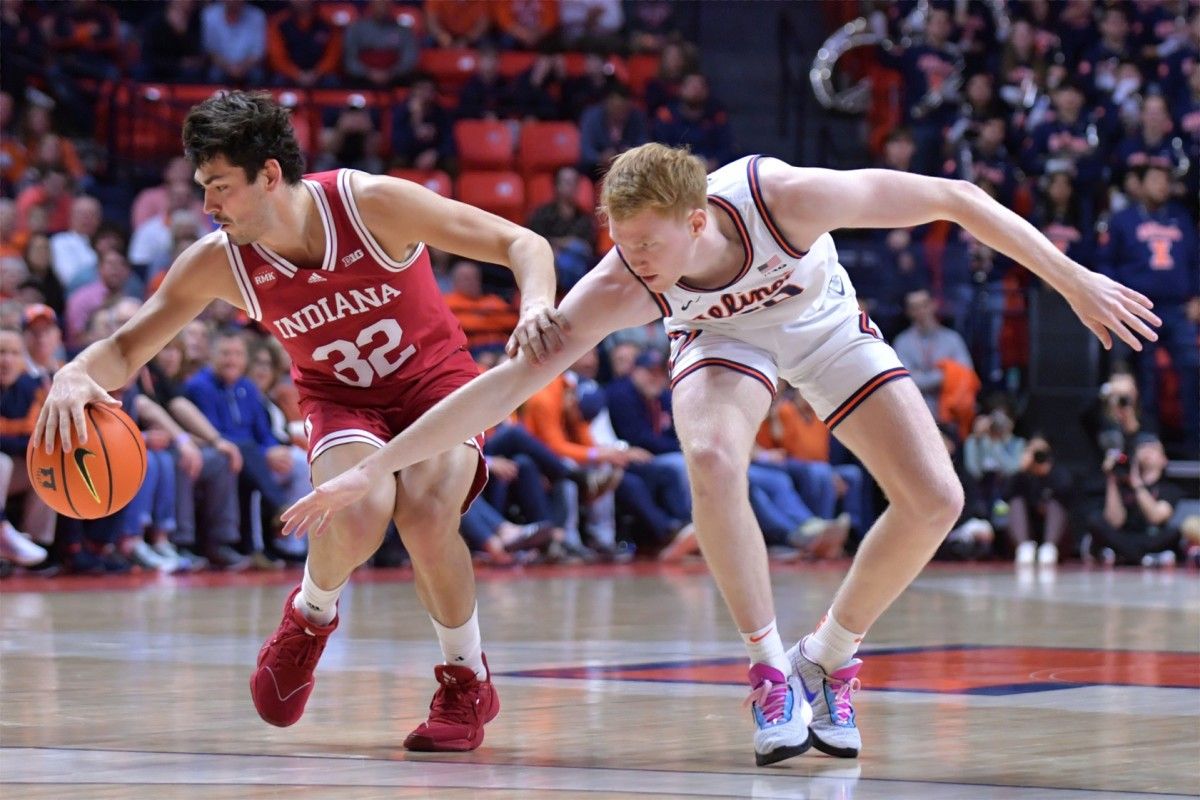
top-left (33, 365), bottom-right (121, 454)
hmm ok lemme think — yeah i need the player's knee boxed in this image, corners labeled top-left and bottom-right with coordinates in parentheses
top-left (683, 436), bottom-right (744, 487)
top-left (393, 489), bottom-right (459, 533)
top-left (922, 478), bottom-right (964, 532)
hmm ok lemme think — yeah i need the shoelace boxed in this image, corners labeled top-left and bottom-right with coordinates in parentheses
top-left (428, 682), bottom-right (480, 725)
top-left (742, 677), bottom-right (789, 724)
top-left (829, 676), bottom-right (861, 725)
top-left (276, 625), bottom-right (325, 669)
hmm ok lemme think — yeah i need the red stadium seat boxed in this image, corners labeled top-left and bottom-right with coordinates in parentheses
top-left (419, 48), bottom-right (478, 92)
top-left (497, 51), bottom-right (537, 79)
top-left (454, 119), bottom-right (515, 170)
top-left (318, 2), bottom-right (358, 27)
top-left (626, 53), bottom-right (660, 97)
top-left (457, 171), bottom-right (526, 223)
top-left (518, 121), bottom-right (580, 177)
top-left (525, 172), bottom-right (595, 218)
top-left (394, 5), bottom-right (425, 40)
top-left (388, 168), bottom-right (453, 197)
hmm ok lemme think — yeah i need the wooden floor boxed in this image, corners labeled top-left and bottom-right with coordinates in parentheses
top-left (1, 561), bottom-right (1198, 799)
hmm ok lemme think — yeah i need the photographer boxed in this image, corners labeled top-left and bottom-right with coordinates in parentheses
top-left (1095, 370), bottom-right (1148, 455)
top-left (964, 407), bottom-right (1024, 510)
top-left (1005, 435), bottom-right (1072, 565)
top-left (1087, 435), bottom-right (1182, 566)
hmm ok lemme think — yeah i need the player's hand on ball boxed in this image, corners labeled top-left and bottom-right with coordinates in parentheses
top-left (281, 463), bottom-right (375, 538)
top-left (33, 365), bottom-right (121, 453)
top-left (507, 300), bottom-right (570, 364)
top-left (1061, 269), bottom-right (1160, 351)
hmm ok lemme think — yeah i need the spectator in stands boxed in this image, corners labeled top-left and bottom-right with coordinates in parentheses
top-left (21, 303), bottom-right (64, 378)
top-left (644, 40), bottom-right (699, 114)
top-left (1087, 434), bottom-right (1182, 566)
top-left (1022, 80), bottom-right (1105, 202)
top-left (964, 407), bottom-right (1024, 512)
top-left (201, 0), bottom-right (268, 86)
top-left (0, 93), bottom-right (24, 198)
top-left (893, 289), bottom-right (975, 418)
top-left (314, 98), bottom-right (384, 174)
top-left (425, 0), bottom-right (492, 49)
top-left (344, 0), bottom-right (419, 88)
top-left (937, 422), bottom-right (995, 561)
top-left (0, 1), bottom-right (44, 104)
top-left (626, 0), bottom-right (685, 52)
top-left (0, 327), bottom-right (53, 568)
top-left (128, 182), bottom-right (205, 279)
top-left (16, 168), bottom-right (72, 234)
top-left (512, 52), bottom-right (568, 120)
top-left (950, 114), bottom-right (1018, 208)
top-left (0, 201), bottom-right (20, 257)
top-left (444, 260), bottom-right (519, 354)
top-left (144, 334), bottom-right (249, 571)
top-left (131, 158), bottom-right (207, 231)
top-left (1112, 95), bottom-right (1184, 196)
top-left (19, 105), bottom-right (85, 188)
top-left (185, 331), bottom-right (305, 570)
top-left (1098, 163), bottom-right (1199, 454)
top-left (579, 84), bottom-right (648, 180)
top-left (138, 0), bottom-right (206, 83)
top-left (491, 0), bottom-right (559, 50)
top-left (875, 5), bottom-right (960, 176)
top-left (563, 52), bottom-right (617, 121)
top-left (267, 0), bottom-right (342, 88)
top-left (390, 74), bottom-right (453, 171)
top-left (456, 46), bottom-right (515, 120)
top-left (1093, 370), bottom-right (1150, 457)
top-left (1078, 4), bottom-right (1134, 101)
top-left (559, 0), bottom-right (623, 53)
top-left (20, 234), bottom-right (64, 316)
top-left (48, 194), bottom-right (100, 293)
top-left (64, 250), bottom-right (143, 347)
top-left (653, 73), bottom-right (734, 170)
top-left (41, 0), bottom-right (121, 134)
top-left (997, 19), bottom-right (1048, 109)
top-left (606, 340), bottom-right (640, 379)
top-left (526, 166), bottom-right (595, 290)
top-left (856, 226), bottom-right (930, 341)
top-left (1160, 8), bottom-right (1199, 111)
top-left (460, 490), bottom-right (557, 565)
top-left (1005, 434), bottom-right (1072, 566)
top-left (1033, 161), bottom-right (1095, 267)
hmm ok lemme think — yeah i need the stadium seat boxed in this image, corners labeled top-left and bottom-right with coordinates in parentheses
top-left (625, 53), bottom-right (661, 97)
top-left (498, 51), bottom-right (537, 79)
top-left (419, 48), bottom-right (478, 92)
top-left (394, 5), bottom-right (424, 39)
top-left (455, 119), bottom-right (515, 170)
top-left (524, 172), bottom-right (595, 218)
top-left (518, 121), bottom-right (580, 177)
top-left (388, 168), bottom-right (453, 197)
top-left (318, 2), bottom-right (358, 27)
top-left (457, 171), bottom-right (526, 223)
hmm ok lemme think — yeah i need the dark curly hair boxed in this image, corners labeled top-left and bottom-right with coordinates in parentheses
top-left (182, 91), bottom-right (304, 184)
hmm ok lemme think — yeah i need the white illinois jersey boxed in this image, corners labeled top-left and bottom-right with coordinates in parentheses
top-left (614, 154), bottom-right (909, 429)
top-left (615, 154), bottom-right (853, 335)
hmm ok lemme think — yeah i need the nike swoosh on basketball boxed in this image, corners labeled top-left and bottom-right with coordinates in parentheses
top-left (73, 448), bottom-right (100, 503)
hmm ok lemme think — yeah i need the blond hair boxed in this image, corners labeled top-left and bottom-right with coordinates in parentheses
top-left (599, 143), bottom-right (707, 222)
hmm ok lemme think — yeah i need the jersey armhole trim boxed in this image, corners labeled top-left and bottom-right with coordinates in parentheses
top-left (748, 156), bottom-right (807, 259)
top-left (303, 178), bottom-right (339, 271)
top-left (338, 169), bottom-right (426, 273)
top-left (675, 194), bottom-right (754, 293)
top-left (222, 234), bottom-right (262, 320)
top-left (614, 245), bottom-right (671, 318)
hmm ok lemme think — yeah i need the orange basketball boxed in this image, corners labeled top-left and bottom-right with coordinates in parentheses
top-left (25, 404), bottom-right (147, 520)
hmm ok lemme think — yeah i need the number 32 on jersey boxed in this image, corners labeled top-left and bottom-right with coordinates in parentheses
top-left (312, 318), bottom-right (415, 388)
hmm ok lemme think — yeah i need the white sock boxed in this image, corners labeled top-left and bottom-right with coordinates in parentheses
top-left (801, 610), bottom-right (864, 673)
top-left (293, 562), bottom-right (344, 626)
top-left (740, 618), bottom-right (790, 677)
top-left (431, 603), bottom-right (486, 680)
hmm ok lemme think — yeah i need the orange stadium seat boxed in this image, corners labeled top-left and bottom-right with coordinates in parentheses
top-left (524, 172), bottom-right (595, 218)
top-left (498, 51), bottom-right (537, 79)
top-left (388, 168), bottom-right (453, 197)
top-left (455, 119), bottom-right (515, 170)
top-left (518, 121), bottom-right (580, 177)
top-left (457, 171), bottom-right (525, 223)
top-left (625, 53), bottom-right (660, 97)
top-left (419, 48), bottom-right (478, 92)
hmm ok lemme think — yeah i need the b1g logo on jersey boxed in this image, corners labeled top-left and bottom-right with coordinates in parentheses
top-left (252, 265), bottom-right (278, 288)
top-left (341, 248), bottom-right (365, 269)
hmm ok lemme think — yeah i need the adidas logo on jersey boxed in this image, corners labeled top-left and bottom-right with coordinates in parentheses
top-left (341, 248), bottom-right (365, 268)
top-left (307, 272), bottom-right (328, 284)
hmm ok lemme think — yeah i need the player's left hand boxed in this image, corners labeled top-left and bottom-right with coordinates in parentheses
top-left (1061, 269), bottom-right (1161, 351)
top-left (281, 463), bottom-right (376, 539)
top-left (507, 300), bottom-right (570, 363)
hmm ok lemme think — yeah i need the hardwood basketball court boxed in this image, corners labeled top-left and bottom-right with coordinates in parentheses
top-left (1, 562), bottom-right (1197, 799)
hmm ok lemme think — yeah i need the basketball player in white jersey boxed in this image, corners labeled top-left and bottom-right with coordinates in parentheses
top-left (283, 143), bottom-right (1160, 765)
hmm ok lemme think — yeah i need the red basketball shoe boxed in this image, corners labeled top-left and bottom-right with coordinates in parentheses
top-left (250, 587), bottom-right (338, 727)
top-left (403, 654), bottom-right (500, 751)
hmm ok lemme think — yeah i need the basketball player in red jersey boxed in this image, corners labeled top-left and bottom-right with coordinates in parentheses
top-left (33, 92), bottom-right (567, 750)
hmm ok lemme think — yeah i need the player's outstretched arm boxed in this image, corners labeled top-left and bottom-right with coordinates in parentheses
top-left (281, 251), bottom-right (661, 537)
top-left (764, 163), bottom-right (1162, 351)
top-left (33, 235), bottom-right (240, 453)
top-left (352, 172), bottom-right (566, 363)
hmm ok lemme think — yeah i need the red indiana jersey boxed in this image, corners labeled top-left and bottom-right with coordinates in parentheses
top-left (221, 169), bottom-right (473, 406)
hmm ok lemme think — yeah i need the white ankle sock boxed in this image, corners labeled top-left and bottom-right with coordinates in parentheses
top-left (740, 618), bottom-right (790, 677)
top-left (431, 603), bottom-right (486, 680)
top-left (293, 562), bottom-right (344, 626)
top-left (801, 611), bottom-right (864, 673)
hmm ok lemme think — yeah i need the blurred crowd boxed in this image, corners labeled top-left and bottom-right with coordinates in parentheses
top-left (1, 0), bottom-right (1197, 577)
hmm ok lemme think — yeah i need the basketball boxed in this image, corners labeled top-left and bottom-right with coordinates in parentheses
top-left (24, 404), bottom-right (147, 520)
